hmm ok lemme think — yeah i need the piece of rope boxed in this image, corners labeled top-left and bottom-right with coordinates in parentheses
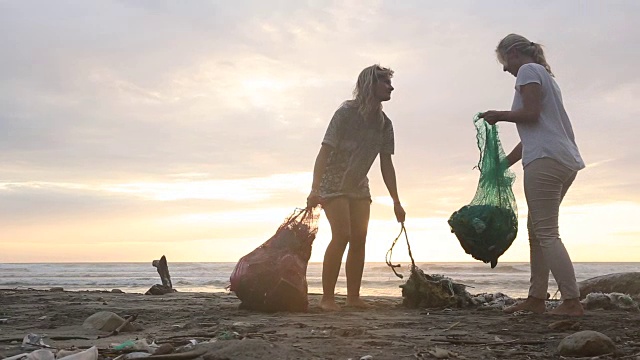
top-left (385, 223), bottom-right (416, 279)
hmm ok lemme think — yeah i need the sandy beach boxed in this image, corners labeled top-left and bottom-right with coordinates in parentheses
top-left (1, 288), bottom-right (639, 359)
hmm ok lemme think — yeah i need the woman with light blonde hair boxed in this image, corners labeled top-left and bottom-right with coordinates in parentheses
top-left (307, 64), bottom-right (406, 311)
top-left (481, 34), bottom-right (585, 316)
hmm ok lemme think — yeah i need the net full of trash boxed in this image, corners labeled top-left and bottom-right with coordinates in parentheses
top-left (229, 207), bottom-right (320, 312)
top-left (448, 114), bottom-right (518, 268)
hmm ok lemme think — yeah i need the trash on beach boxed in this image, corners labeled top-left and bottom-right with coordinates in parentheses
top-left (216, 331), bottom-right (241, 341)
top-left (470, 292), bottom-right (516, 309)
top-left (21, 334), bottom-right (49, 350)
top-left (400, 267), bottom-right (474, 309)
top-left (7, 346), bottom-right (98, 360)
top-left (57, 346), bottom-right (98, 360)
top-left (24, 349), bottom-right (54, 360)
top-left (111, 339), bottom-right (156, 352)
top-left (113, 352), bottom-right (152, 360)
top-left (448, 114), bottom-right (518, 268)
top-left (582, 292), bottom-right (639, 312)
top-left (230, 207), bottom-right (320, 312)
top-left (83, 311), bottom-right (139, 333)
top-left (428, 347), bottom-right (458, 359)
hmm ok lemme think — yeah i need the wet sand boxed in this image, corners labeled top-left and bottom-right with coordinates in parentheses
top-left (1, 289), bottom-right (639, 359)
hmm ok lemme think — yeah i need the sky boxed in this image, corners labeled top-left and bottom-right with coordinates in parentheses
top-left (1, 1), bottom-right (639, 264)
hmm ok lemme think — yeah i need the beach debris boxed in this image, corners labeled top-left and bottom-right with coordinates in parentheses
top-left (3, 354), bottom-right (31, 360)
top-left (400, 267), bottom-right (473, 309)
top-left (24, 349), bottom-right (54, 360)
top-left (557, 330), bottom-right (616, 357)
top-left (578, 272), bottom-right (640, 299)
top-left (146, 255), bottom-right (177, 295)
top-left (98, 314), bottom-right (140, 338)
top-left (581, 292), bottom-right (640, 312)
top-left (22, 334), bottom-right (49, 350)
top-left (0, 318), bottom-right (8, 324)
top-left (113, 352), bottom-right (151, 360)
top-left (230, 207), bottom-right (319, 312)
top-left (57, 349), bottom-right (85, 358)
top-left (548, 319), bottom-right (581, 331)
top-left (6, 346), bottom-right (98, 360)
top-left (428, 347), bottom-right (458, 359)
top-left (153, 343), bottom-right (175, 355)
top-left (448, 114), bottom-right (519, 268)
top-left (57, 346), bottom-right (98, 360)
top-left (470, 292), bottom-right (516, 309)
top-left (82, 311), bottom-right (138, 332)
top-left (112, 339), bottom-right (157, 352)
top-left (359, 356), bottom-right (373, 360)
top-left (216, 331), bottom-right (241, 341)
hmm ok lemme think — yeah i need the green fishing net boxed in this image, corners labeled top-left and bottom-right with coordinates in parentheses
top-left (448, 114), bottom-right (518, 268)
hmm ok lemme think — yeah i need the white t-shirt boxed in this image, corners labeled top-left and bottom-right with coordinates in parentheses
top-left (511, 63), bottom-right (585, 171)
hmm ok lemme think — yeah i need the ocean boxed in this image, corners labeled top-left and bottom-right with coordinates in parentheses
top-left (1, 262), bottom-right (638, 299)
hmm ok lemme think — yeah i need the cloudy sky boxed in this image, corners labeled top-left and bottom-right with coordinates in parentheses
top-left (1, 1), bottom-right (639, 264)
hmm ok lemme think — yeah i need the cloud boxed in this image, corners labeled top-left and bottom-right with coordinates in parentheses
top-left (1, 1), bottom-right (639, 261)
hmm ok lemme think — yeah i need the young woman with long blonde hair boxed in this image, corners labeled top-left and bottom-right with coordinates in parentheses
top-left (307, 64), bottom-right (406, 311)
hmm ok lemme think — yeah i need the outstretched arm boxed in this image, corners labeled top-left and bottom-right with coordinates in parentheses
top-left (380, 153), bottom-right (406, 223)
top-left (480, 83), bottom-right (542, 125)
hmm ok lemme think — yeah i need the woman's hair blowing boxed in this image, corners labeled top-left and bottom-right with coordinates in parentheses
top-left (351, 64), bottom-right (394, 128)
top-left (496, 34), bottom-right (553, 76)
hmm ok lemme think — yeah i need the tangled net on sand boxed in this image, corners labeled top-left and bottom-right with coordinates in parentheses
top-left (400, 267), bottom-right (517, 310)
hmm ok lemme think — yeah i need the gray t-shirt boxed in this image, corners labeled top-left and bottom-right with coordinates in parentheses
top-left (319, 102), bottom-right (394, 200)
top-left (511, 63), bottom-right (585, 171)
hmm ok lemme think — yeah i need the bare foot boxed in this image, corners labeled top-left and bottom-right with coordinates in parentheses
top-left (319, 297), bottom-right (341, 312)
top-left (547, 299), bottom-right (584, 317)
top-left (503, 296), bottom-right (546, 314)
top-left (345, 297), bottom-right (371, 309)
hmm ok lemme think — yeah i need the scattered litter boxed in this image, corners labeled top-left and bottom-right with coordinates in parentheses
top-left (216, 331), bottom-right (241, 340)
top-left (111, 339), bottom-right (155, 352)
top-left (57, 346), bottom-right (98, 360)
top-left (22, 334), bottom-right (49, 350)
top-left (25, 349), bottom-right (54, 360)
top-left (582, 292), bottom-right (639, 312)
top-left (428, 347), bottom-right (458, 359)
top-left (113, 352), bottom-right (151, 360)
top-left (401, 268), bottom-right (474, 309)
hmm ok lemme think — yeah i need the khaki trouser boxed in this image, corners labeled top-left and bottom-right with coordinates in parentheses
top-left (524, 157), bottom-right (580, 300)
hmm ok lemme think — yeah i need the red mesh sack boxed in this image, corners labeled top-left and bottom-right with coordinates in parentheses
top-left (229, 207), bottom-right (319, 312)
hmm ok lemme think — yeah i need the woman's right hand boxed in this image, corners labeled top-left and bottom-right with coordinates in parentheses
top-left (307, 190), bottom-right (321, 209)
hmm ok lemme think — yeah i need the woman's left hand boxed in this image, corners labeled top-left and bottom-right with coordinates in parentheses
top-left (394, 203), bottom-right (406, 223)
top-left (479, 110), bottom-right (504, 125)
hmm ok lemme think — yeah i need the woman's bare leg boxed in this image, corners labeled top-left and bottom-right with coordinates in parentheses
top-left (345, 198), bottom-right (371, 307)
top-left (320, 197), bottom-right (351, 311)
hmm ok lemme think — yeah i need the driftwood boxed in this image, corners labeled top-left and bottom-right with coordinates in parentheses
top-left (146, 255), bottom-right (177, 295)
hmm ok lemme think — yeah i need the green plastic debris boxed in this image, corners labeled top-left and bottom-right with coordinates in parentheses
top-left (448, 114), bottom-right (518, 268)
